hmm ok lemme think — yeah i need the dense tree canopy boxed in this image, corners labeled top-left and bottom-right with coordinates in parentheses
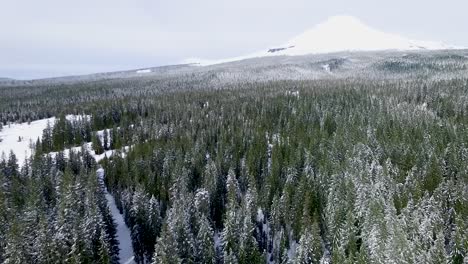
top-left (0, 50), bottom-right (467, 263)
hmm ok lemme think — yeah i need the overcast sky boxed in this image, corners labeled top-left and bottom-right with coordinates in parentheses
top-left (1, 0), bottom-right (467, 79)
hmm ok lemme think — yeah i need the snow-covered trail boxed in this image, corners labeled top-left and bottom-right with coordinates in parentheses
top-left (97, 168), bottom-right (135, 264)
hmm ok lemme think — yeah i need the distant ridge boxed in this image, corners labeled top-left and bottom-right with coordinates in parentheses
top-left (0, 64), bottom-right (196, 85)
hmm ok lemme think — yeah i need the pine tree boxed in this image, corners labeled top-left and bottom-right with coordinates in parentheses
top-left (52, 115), bottom-right (66, 151)
top-left (35, 213), bottom-right (57, 264)
top-left (295, 221), bottom-right (322, 264)
top-left (429, 231), bottom-right (449, 264)
top-left (221, 169), bottom-right (242, 261)
top-left (42, 121), bottom-right (53, 152)
top-left (130, 188), bottom-right (148, 263)
top-left (3, 221), bottom-right (27, 264)
top-left (151, 223), bottom-right (181, 264)
top-left (92, 132), bottom-right (104, 155)
top-left (98, 230), bottom-right (111, 264)
top-left (238, 190), bottom-right (262, 264)
top-left (222, 208), bottom-right (239, 262)
top-left (224, 250), bottom-right (239, 264)
top-left (226, 168), bottom-right (240, 210)
top-left (202, 159), bottom-right (219, 211)
top-left (55, 167), bottom-right (77, 260)
top-left (110, 126), bottom-right (122, 150)
top-left (145, 195), bottom-right (162, 262)
top-left (196, 215), bottom-right (215, 263)
top-left (103, 129), bottom-right (109, 151)
top-left (0, 171), bottom-right (7, 263)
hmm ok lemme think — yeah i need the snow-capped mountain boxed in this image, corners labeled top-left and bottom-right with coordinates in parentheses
top-left (188, 15), bottom-right (462, 65)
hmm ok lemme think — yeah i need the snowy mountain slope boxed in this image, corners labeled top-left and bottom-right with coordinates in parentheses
top-left (278, 16), bottom-right (458, 54)
top-left (188, 15), bottom-right (464, 65)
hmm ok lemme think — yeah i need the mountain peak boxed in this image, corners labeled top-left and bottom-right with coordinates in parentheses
top-left (280, 15), bottom-right (454, 55)
top-left (188, 15), bottom-right (463, 65)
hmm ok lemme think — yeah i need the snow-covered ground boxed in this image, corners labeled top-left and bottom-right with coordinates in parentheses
top-left (95, 146), bottom-right (131, 162)
top-left (0, 117), bottom-right (55, 166)
top-left (97, 168), bottom-right (135, 264)
top-left (49, 142), bottom-right (130, 163)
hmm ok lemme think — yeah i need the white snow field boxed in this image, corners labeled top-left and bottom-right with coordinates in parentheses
top-left (0, 117), bottom-right (55, 166)
top-left (187, 15), bottom-right (463, 66)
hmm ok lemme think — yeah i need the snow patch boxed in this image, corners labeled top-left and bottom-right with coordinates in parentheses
top-left (66, 114), bottom-right (91, 122)
top-left (122, 257), bottom-right (135, 264)
top-left (95, 146), bottom-right (131, 162)
top-left (213, 231), bottom-right (221, 251)
top-left (136, 69), bottom-right (151, 74)
top-left (286, 90), bottom-right (300, 97)
top-left (287, 230), bottom-right (298, 261)
top-left (49, 143), bottom-right (130, 163)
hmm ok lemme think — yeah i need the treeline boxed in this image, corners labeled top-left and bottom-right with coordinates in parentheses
top-left (38, 114), bottom-right (133, 154)
top-left (1, 50), bottom-right (467, 125)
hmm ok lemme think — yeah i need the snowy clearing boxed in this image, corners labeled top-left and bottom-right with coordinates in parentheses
top-left (0, 117), bottom-right (55, 166)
